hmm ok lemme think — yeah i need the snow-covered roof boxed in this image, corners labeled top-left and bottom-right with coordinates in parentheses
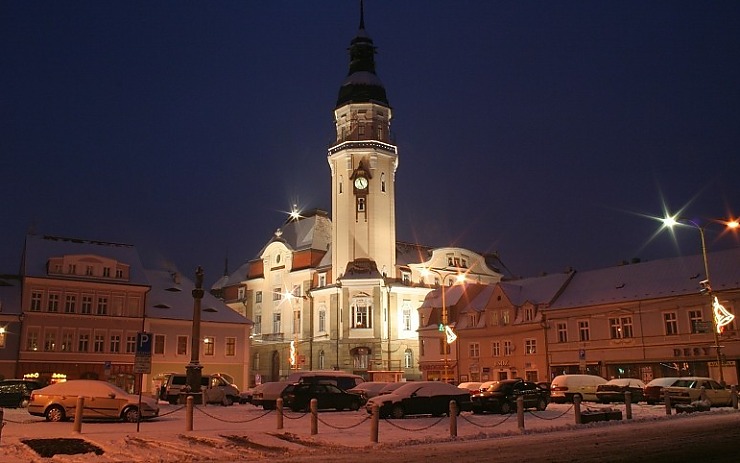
top-left (549, 247), bottom-right (740, 309)
top-left (256, 210), bottom-right (331, 258)
top-left (22, 234), bottom-right (149, 286)
top-left (211, 261), bottom-right (250, 291)
top-left (145, 269), bottom-right (251, 324)
top-left (498, 272), bottom-right (573, 307)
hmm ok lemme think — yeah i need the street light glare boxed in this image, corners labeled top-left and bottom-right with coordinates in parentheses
top-left (727, 219), bottom-right (739, 229)
top-left (661, 215), bottom-right (679, 228)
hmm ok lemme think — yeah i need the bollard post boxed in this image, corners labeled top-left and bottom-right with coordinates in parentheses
top-left (276, 398), bottom-right (284, 430)
top-left (73, 396), bottom-right (85, 433)
top-left (186, 396), bottom-right (194, 432)
top-left (517, 396), bottom-right (525, 432)
top-left (370, 404), bottom-right (379, 443)
top-left (574, 395), bottom-right (582, 425)
top-left (449, 400), bottom-right (457, 437)
top-left (664, 394), bottom-right (671, 415)
top-left (624, 391), bottom-right (632, 420)
top-left (310, 398), bottom-right (318, 435)
top-left (0, 408), bottom-right (5, 443)
top-left (732, 385), bottom-right (738, 410)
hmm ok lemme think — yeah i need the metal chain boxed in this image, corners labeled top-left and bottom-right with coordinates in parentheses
top-left (317, 413), bottom-right (371, 430)
top-left (381, 416), bottom-right (446, 431)
top-left (194, 405), bottom-right (273, 423)
top-left (526, 404), bottom-right (574, 420)
top-left (458, 412), bottom-right (513, 428)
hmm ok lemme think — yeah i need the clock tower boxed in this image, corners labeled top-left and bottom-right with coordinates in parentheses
top-left (328, 6), bottom-right (397, 279)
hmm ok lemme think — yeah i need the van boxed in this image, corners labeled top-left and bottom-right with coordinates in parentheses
top-left (162, 373), bottom-right (240, 405)
top-left (549, 374), bottom-right (608, 403)
top-left (286, 370), bottom-right (365, 391)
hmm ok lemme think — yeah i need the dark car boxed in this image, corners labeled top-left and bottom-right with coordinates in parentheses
top-left (644, 377), bottom-right (679, 405)
top-left (596, 378), bottom-right (646, 403)
top-left (0, 379), bottom-right (43, 408)
top-left (365, 381), bottom-right (472, 419)
top-left (281, 382), bottom-right (366, 412)
top-left (470, 379), bottom-right (549, 414)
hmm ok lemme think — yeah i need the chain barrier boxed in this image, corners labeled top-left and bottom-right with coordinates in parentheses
top-left (381, 415), bottom-right (446, 431)
top-left (458, 412), bottom-right (513, 428)
top-left (282, 410), bottom-right (310, 420)
top-left (158, 405), bottom-right (187, 417)
top-left (317, 413), bottom-right (371, 430)
top-left (526, 404), bottom-right (574, 420)
top-left (194, 405), bottom-right (273, 423)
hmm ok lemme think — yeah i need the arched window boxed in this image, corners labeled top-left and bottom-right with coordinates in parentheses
top-left (381, 173), bottom-right (386, 192)
top-left (404, 348), bottom-right (413, 369)
top-left (318, 350), bottom-right (325, 370)
top-left (352, 346), bottom-right (370, 369)
top-left (339, 175), bottom-right (343, 194)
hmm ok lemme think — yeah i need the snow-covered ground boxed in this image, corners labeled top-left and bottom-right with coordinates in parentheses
top-left (1, 401), bottom-right (738, 462)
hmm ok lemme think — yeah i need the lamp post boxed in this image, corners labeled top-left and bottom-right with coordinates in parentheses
top-left (186, 266), bottom-right (205, 403)
top-left (661, 216), bottom-right (738, 385)
top-left (421, 268), bottom-right (465, 383)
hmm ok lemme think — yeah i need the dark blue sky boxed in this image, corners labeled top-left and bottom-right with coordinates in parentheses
top-left (2, 1), bottom-right (739, 285)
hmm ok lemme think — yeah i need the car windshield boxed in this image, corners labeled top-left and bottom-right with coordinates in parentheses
top-left (672, 379), bottom-right (698, 388)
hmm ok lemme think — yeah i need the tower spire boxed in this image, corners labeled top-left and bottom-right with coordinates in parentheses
top-left (359, 0), bottom-right (365, 30)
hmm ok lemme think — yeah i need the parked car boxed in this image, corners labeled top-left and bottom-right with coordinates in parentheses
top-left (281, 382), bottom-right (366, 412)
top-left (470, 379), bottom-right (549, 414)
top-left (644, 377), bottom-right (679, 405)
top-left (239, 388), bottom-right (254, 404)
top-left (28, 380), bottom-right (159, 422)
top-left (347, 381), bottom-right (388, 399)
top-left (477, 380), bottom-right (498, 392)
top-left (251, 381), bottom-right (293, 410)
top-left (0, 379), bottom-right (44, 408)
top-left (549, 374), bottom-right (608, 403)
top-left (457, 382), bottom-right (482, 395)
top-left (377, 382), bottom-right (406, 395)
top-left (161, 374), bottom-right (240, 405)
top-left (664, 377), bottom-right (737, 407)
top-left (365, 381), bottom-right (471, 419)
top-left (596, 378), bottom-right (646, 403)
top-left (286, 371), bottom-right (365, 391)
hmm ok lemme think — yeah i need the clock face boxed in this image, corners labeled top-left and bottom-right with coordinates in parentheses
top-left (354, 176), bottom-right (368, 190)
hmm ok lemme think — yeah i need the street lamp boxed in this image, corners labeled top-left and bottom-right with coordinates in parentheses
top-left (661, 216), bottom-right (738, 384)
top-left (421, 268), bottom-right (465, 383)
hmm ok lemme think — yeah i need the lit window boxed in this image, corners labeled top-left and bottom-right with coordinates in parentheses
top-left (525, 339), bottom-right (537, 355)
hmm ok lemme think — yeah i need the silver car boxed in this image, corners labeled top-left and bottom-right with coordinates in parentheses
top-left (28, 379), bottom-right (159, 422)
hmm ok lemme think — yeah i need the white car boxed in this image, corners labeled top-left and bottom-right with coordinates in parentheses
top-left (664, 377), bottom-right (737, 407)
top-left (28, 380), bottom-right (159, 422)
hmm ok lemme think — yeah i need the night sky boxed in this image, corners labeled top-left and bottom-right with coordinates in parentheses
top-left (2, 1), bottom-right (739, 285)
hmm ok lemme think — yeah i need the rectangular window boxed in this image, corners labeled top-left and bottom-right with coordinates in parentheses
top-left (237, 287), bottom-right (245, 301)
top-left (96, 297), bottom-right (108, 315)
top-left (30, 291), bottom-right (42, 311)
top-left (293, 310), bottom-right (301, 334)
top-left (47, 293), bottom-right (60, 312)
top-left (469, 342), bottom-right (480, 358)
top-left (352, 300), bottom-right (372, 328)
top-left (318, 273), bottom-right (327, 287)
top-left (272, 287), bottom-right (282, 301)
top-left (525, 339), bottom-right (537, 355)
top-left (85, 265), bottom-right (93, 276)
top-left (115, 268), bottom-right (124, 278)
top-left (61, 330), bottom-right (74, 351)
top-left (154, 335), bottom-right (165, 355)
top-left (177, 336), bottom-right (188, 355)
top-left (68, 264), bottom-right (76, 274)
top-left (664, 312), bottom-right (679, 335)
top-left (111, 296), bottom-right (124, 316)
top-left (126, 335), bottom-right (136, 353)
top-left (65, 294), bottom-right (77, 313)
top-left (491, 341), bottom-right (500, 357)
top-left (440, 338), bottom-right (451, 355)
top-left (557, 322), bottom-right (568, 343)
top-left (401, 272), bottom-right (411, 285)
top-left (503, 340), bottom-right (513, 356)
top-left (255, 291), bottom-right (263, 303)
top-left (81, 295), bottom-right (93, 314)
top-left (225, 337), bottom-right (236, 356)
top-left (578, 320), bottom-right (590, 342)
top-left (109, 334), bottom-right (121, 353)
top-left (44, 331), bottom-right (56, 351)
top-left (489, 311), bottom-right (499, 326)
top-left (402, 307), bottom-right (412, 331)
top-left (502, 310), bottom-right (510, 325)
top-left (78, 332), bottom-right (90, 352)
top-left (94, 334), bottom-right (105, 352)
top-left (609, 316), bottom-right (634, 339)
top-left (318, 309), bottom-right (326, 333)
top-left (254, 314), bottom-right (262, 335)
top-left (689, 310), bottom-right (703, 333)
top-left (103, 267), bottom-right (111, 277)
top-left (27, 330), bottom-right (40, 351)
top-left (203, 337), bottom-right (215, 356)
top-left (272, 312), bottom-right (281, 333)
top-left (468, 313), bottom-right (478, 327)
top-left (524, 306), bottom-right (535, 321)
